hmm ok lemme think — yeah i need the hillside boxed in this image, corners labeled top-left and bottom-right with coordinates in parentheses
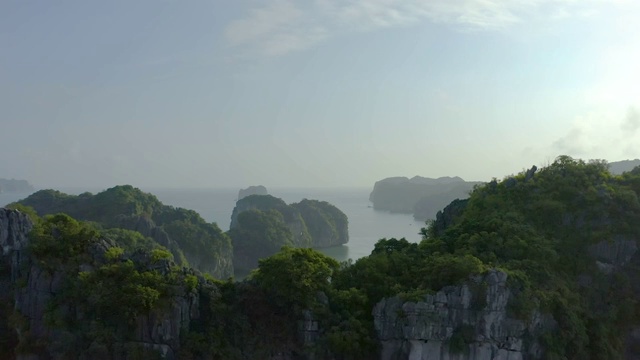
top-left (11, 185), bottom-right (233, 278)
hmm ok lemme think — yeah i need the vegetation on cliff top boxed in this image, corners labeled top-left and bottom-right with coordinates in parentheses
top-left (12, 185), bottom-right (232, 278)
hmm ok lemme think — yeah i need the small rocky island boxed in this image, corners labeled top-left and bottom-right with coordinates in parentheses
top-left (369, 175), bottom-right (481, 221)
top-left (237, 185), bottom-right (268, 200)
top-left (228, 194), bottom-right (348, 273)
top-left (0, 178), bottom-right (35, 193)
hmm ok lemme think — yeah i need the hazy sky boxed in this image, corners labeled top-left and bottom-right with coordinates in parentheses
top-left (2, 1), bottom-right (639, 189)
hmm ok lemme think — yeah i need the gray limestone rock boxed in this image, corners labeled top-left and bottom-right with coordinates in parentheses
top-left (373, 270), bottom-right (555, 360)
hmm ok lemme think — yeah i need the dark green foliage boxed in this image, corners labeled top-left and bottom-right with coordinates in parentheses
top-left (417, 156), bottom-right (640, 359)
top-left (14, 185), bottom-right (230, 277)
top-left (252, 246), bottom-right (339, 309)
top-left (100, 228), bottom-right (160, 254)
top-left (230, 194), bottom-right (312, 247)
top-left (28, 213), bottom-right (99, 272)
top-left (448, 324), bottom-right (474, 355)
top-left (7, 156), bottom-right (640, 359)
top-left (15, 215), bottom-right (186, 358)
top-left (291, 199), bottom-right (349, 246)
top-left (227, 195), bottom-right (348, 275)
top-left (228, 209), bottom-right (294, 274)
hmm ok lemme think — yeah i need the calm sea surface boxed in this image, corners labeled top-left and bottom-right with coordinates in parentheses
top-left (1, 187), bottom-right (424, 262)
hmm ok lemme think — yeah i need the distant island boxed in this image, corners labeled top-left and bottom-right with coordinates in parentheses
top-left (237, 185), bottom-right (268, 200)
top-left (609, 159), bottom-right (640, 175)
top-left (369, 175), bottom-right (482, 221)
top-left (0, 178), bottom-right (35, 193)
top-left (228, 194), bottom-right (348, 274)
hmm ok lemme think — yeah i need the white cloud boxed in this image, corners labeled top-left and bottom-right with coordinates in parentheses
top-left (225, 0), bottom-right (624, 56)
top-left (621, 107), bottom-right (640, 134)
top-left (551, 106), bottom-right (640, 160)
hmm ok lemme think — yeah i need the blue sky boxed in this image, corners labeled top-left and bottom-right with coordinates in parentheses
top-left (2, 0), bottom-right (639, 188)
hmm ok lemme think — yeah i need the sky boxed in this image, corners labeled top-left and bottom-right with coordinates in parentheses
top-left (1, 0), bottom-right (640, 189)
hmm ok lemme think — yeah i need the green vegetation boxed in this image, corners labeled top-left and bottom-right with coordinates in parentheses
top-left (291, 199), bottom-right (349, 247)
top-left (9, 214), bottom-right (182, 358)
top-left (4, 156), bottom-right (640, 359)
top-left (228, 209), bottom-right (295, 274)
top-left (227, 195), bottom-right (349, 276)
top-left (13, 185), bottom-right (232, 278)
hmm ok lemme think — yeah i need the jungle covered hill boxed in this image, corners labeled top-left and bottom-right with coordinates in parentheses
top-left (2, 156), bottom-right (640, 359)
top-left (10, 186), bottom-right (349, 279)
top-left (11, 185), bottom-right (235, 278)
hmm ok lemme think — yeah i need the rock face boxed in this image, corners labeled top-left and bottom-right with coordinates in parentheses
top-left (0, 208), bottom-right (200, 360)
top-left (369, 176), bottom-right (481, 221)
top-left (238, 185), bottom-right (268, 200)
top-left (373, 270), bottom-right (554, 360)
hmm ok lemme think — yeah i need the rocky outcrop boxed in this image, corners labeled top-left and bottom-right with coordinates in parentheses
top-left (238, 185), bottom-right (268, 200)
top-left (588, 236), bottom-right (638, 274)
top-left (373, 270), bottom-right (554, 360)
top-left (430, 199), bottom-right (469, 238)
top-left (0, 208), bottom-right (202, 360)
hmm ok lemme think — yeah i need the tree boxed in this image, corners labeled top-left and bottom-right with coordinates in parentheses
top-left (252, 247), bottom-right (338, 310)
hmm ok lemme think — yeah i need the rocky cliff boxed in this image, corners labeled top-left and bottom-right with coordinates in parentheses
top-left (0, 208), bottom-right (200, 360)
top-left (373, 270), bottom-right (554, 360)
top-left (0, 208), bottom-right (322, 360)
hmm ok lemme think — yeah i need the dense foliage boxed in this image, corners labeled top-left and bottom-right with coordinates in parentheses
top-left (227, 195), bottom-right (349, 276)
top-left (13, 185), bottom-right (232, 278)
top-left (4, 156), bottom-right (640, 360)
top-left (228, 209), bottom-right (295, 274)
top-left (9, 214), bottom-right (191, 359)
top-left (327, 156), bottom-right (640, 359)
top-left (291, 199), bottom-right (349, 247)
